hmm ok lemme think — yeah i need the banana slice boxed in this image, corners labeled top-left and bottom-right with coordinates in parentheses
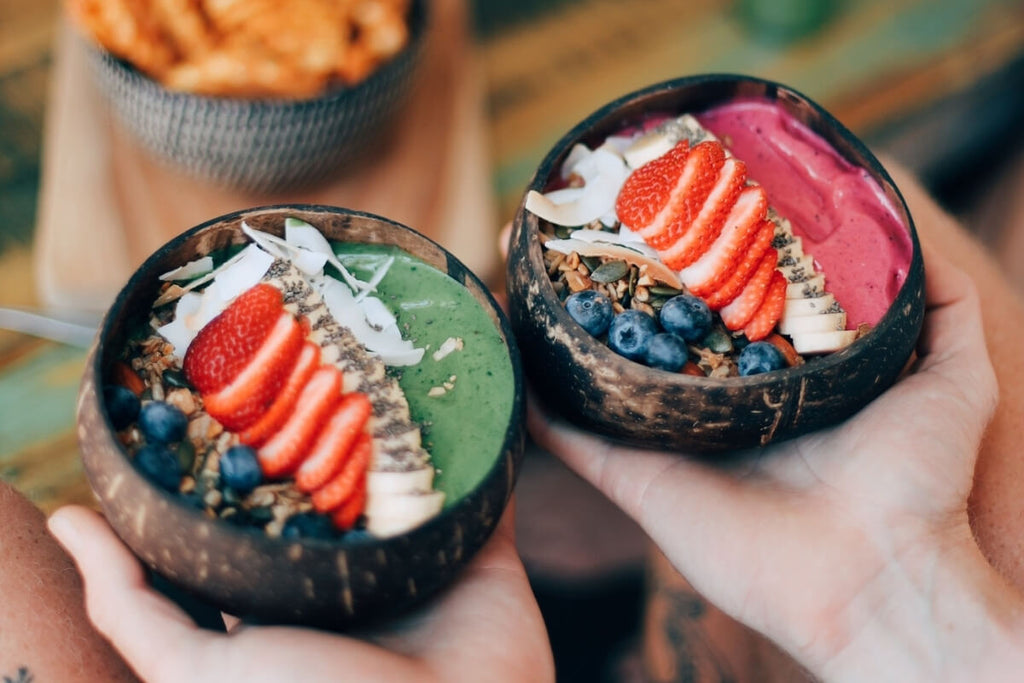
top-left (365, 490), bottom-right (445, 519)
top-left (791, 330), bottom-right (859, 355)
top-left (776, 237), bottom-right (805, 263)
top-left (623, 131), bottom-right (676, 169)
top-left (778, 255), bottom-right (816, 283)
top-left (364, 491), bottom-right (446, 537)
top-left (779, 312), bottom-right (847, 335)
top-left (366, 467), bottom-right (436, 496)
top-left (786, 274), bottom-right (826, 299)
top-left (783, 294), bottom-right (835, 318)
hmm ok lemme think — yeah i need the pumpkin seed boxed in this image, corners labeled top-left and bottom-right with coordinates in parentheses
top-left (628, 265), bottom-right (639, 296)
top-left (590, 260), bottom-right (629, 283)
top-left (554, 224), bottom-right (573, 239)
top-left (649, 285), bottom-right (683, 297)
top-left (163, 369), bottom-right (190, 388)
top-left (702, 329), bottom-right (734, 354)
top-left (581, 256), bottom-right (603, 272)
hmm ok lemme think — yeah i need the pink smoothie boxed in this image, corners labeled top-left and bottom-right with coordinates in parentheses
top-left (697, 99), bottom-right (912, 328)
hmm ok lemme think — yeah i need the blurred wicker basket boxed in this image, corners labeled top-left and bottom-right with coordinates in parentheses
top-left (86, 0), bottom-right (426, 194)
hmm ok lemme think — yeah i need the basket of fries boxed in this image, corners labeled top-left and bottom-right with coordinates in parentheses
top-left (67, 0), bottom-right (426, 193)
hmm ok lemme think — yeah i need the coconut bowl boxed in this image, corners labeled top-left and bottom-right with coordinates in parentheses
top-left (84, 0), bottom-right (426, 193)
top-left (506, 74), bottom-right (924, 453)
top-left (77, 205), bottom-right (524, 629)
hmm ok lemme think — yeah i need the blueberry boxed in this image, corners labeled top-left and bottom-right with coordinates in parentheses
top-left (219, 445), bottom-right (263, 494)
top-left (103, 385), bottom-right (140, 431)
top-left (659, 295), bottom-right (712, 342)
top-left (644, 333), bottom-right (690, 372)
top-left (281, 512), bottom-right (337, 540)
top-left (738, 341), bottom-right (786, 376)
top-left (135, 444), bottom-right (182, 491)
top-left (565, 290), bottom-right (614, 336)
top-left (138, 401), bottom-right (188, 444)
top-left (607, 309), bottom-right (658, 361)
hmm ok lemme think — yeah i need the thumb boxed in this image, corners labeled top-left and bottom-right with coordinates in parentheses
top-left (48, 506), bottom-right (213, 682)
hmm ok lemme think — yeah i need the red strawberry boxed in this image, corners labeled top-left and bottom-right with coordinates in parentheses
top-left (202, 313), bottom-right (304, 431)
top-left (331, 474), bottom-right (367, 530)
top-left (311, 431), bottom-right (372, 513)
top-left (675, 185), bottom-right (768, 293)
top-left (704, 221), bottom-right (776, 310)
top-left (257, 366), bottom-right (343, 478)
top-left (238, 341), bottom-right (321, 447)
top-left (658, 158), bottom-right (749, 270)
top-left (743, 271), bottom-right (787, 341)
top-left (295, 392), bottom-right (373, 493)
top-left (183, 284), bottom-right (284, 393)
top-left (643, 141), bottom-right (726, 250)
top-left (615, 140), bottom-right (690, 232)
top-left (719, 249), bottom-right (778, 331)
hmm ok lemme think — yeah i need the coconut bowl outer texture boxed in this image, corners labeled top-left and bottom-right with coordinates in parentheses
top-left (506, 74), bottom-right (925, 454)
top-left (86, 0), bottom-right (427, 194)
top-left (77, 205), bottom-right (525, 630)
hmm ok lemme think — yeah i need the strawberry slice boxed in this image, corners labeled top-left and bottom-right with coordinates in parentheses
top-left (238, 341), bottom-right (321, 447)
top-left (676, 185), bottom-right (768, 293)
top-left (719, 249), bottom-right (778, 331)
top-left (331, 474), bottom-right (367, 531)
top-left (295, 392), bottom-right (373, 493)
top-left (184, 284), bottom-right (284, 393)
top-left (744, 271), bottom-right (787, 341)
top-left (658, 158), bottom-right (748, 270)
top-left (615, 140), bottom-right (690, 233)
top-left (311, 432), bottom-right (373, 513)
top-left (258, 366), bottom-right (343, 478)
top-left (202, 313), bottom-right (304, 431)
top-left (644, 141), bottom-right (726, 250)
top-left (704, 221), bottom-right (776, 310)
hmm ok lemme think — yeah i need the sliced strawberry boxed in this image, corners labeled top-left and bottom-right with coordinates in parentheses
top-left (615, 140), bottom-right (690, 232)
top-left (744, 271), bottom-right (787, 341)
top-left (331, 474), bottom-right (367, 531)
top-left (719, 249), bottom-right (778, 331)
top-left (644, 141), bottom-right (726, 250)
top-left (184, 284), bottom-right (284, 393)
top-left (658, 158), bottom-right (748, 270)
top-left (311, 432), bottom-right (372, 513)
top-left (674, 185), bottom-right (767, 293)
top-left (704, 221), bottom-right (776, 310)
top-left (295, 392), bottom-right (373, 493)
top-left (257, 366), bottom-right (343, 478)
top-left (202, 313), bottom-right (304, 431)
top-left (238, 341), bottom-right (321, 447)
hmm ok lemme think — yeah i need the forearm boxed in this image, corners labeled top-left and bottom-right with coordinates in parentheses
top-left (0, 482), bottom-right (137, 682)
top-left (883, 161), bottom-right (1024, 588)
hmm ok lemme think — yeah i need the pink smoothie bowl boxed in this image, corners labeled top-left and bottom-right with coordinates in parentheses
top-left (505, 74), bottom-right (924, 453)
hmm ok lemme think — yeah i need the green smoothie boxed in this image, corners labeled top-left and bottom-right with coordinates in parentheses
top-left (332, 244), bottom-right (515, 507)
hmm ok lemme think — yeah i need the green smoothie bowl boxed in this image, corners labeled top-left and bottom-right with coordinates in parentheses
top-left (76, 205), bottom-right (524, 629)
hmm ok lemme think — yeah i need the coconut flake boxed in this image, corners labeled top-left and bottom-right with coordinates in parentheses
top-left (525, 147), bottom-right (629, 227)
top-left (354, 256), bottom-right (395, 303)
top-left (280, 218), bottom-right (367, 293)
top-left (559, 143), bottom-right (592, 180)
top-left (319, 278), bottom-right (425, 366)
top-left (213, 244), bottom-right (275, 302)
top-left (543, 238), bottom-right (682, 289)
top-left (159, 256), bottom-right (213, 281)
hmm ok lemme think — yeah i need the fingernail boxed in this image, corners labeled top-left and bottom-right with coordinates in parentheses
top-left (47, 510), bottom-right (79, 551)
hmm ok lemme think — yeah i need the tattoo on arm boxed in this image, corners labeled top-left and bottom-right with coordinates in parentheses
top-left (2, 668), bottom-right (34, 683)
top-left (662, 589), bottom-right (737, 683)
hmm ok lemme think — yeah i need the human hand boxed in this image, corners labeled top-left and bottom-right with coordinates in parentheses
top-left (47, 501), bottom-right (553, 683)
top-left (527, 246), bottom-right (1024, 681)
